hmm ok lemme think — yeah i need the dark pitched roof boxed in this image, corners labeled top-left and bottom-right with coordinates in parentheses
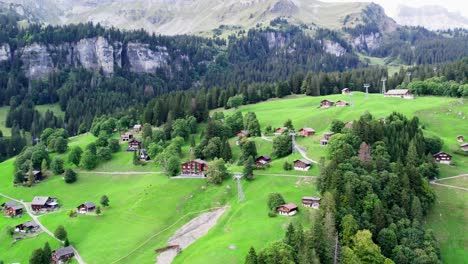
top-left (2, 201), bottom-right (21, 210)
top-left (278, 203), bottom-right (298, 210)
top-left (294, 159), bottom-right (311, 165)
top-left (31, 196), bottom-right (50, 206)
top-left (84, 202), bottom-right (95, 208)
top-left (21, 221), bottom-right (39, 228)
top-left (54, 246), bottom-right (74, 257)
top-left (194, 159), bottom-right (208, 164)
top-left (432, 151), bottom-right (452, 157)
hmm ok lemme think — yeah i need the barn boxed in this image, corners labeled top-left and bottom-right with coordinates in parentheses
top-left (293, 159), bottom-right (311, 171)
top-left (319, 99), bottom-right (335, 108)
top-left (384, 89), bottom-right (414, 99)
top-left (255, 155), bottom-right (272, 168)
top-left (277, 203), bottom-right (298, 216)
top-left (299, 128), bottom-right (315, 137)
top-left (77, 202), bottom-right (96, 214)
top-left (432, 151), bottom-right (452, 164)
top-left (302, 197), bottom-right (321, 209)
top-left (1, 201), bottom-right (22, 216)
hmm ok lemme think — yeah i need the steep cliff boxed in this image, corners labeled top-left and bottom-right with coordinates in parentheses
top-left (16, 39), bottom-right (171, 79)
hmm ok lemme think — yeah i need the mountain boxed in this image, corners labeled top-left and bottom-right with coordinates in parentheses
top-left (395, 5), bottom-right (468, 30)
top-left (0, 0), bottom-right (397, 36)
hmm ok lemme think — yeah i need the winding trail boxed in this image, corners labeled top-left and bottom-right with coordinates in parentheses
top-left (260, 134), bottom-right (318, 164)
top-left (429, 174), bottom-right (468, 191)
top-left (0, 192), bottom-right (86, 264)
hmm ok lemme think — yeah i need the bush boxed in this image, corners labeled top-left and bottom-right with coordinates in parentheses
top-left (97, 147), bottom-right (112, 161)
top-left (268, 210), bottom-right (277, 218)
top-left (50, 157), bottom-right (65, 175)
top-left (108, 139), bottom-right (120, 152)
top-left (54, 225), bottom-right (67, 240)
top-left (64, 169), bottom-right (77, 184)
top-left (283, 161), bottom-right (293, 171)
top-left (267, 193), bottom-right (285, 210)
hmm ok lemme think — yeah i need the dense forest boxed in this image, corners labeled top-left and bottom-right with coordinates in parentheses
top-left (246, 112), bottom-right (442, 264)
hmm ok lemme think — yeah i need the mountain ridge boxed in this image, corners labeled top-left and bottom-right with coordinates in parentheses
top-left (395, 4), bottom-right (468, 30)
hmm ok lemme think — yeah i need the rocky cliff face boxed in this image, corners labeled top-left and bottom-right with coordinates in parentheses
top-left (126, 43), bottom-right (169, 74)
top-left (75, 37), bottom-right (115, 76)
top-left (351, 32), bottom-right (381, 51)
top-left (322, 40), bottom-right (346, 57)
top-left (16, 38), bottom-right (171, 79)
top-left (21, 43), bottom-right (54, 79)
top-left (0, 44), bottom-right (10, 62)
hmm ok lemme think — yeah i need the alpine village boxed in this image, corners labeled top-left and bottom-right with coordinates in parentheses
top-left (0, 1), bottom-right (466, 264)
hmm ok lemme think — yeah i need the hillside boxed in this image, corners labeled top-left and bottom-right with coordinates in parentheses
top-left (1, 0), bottom-right (396, 36)
top-left (0, 94), bottom-right (466, 263)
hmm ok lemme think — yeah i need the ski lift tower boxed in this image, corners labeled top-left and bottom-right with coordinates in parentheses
top-left (363, 83), bottom-right (370, 99)
top-left (234, 173), bottom-right (245, 202)
top-left (289, 129), bottom-right (297, 153)
top-left (381, 77), bottom-right (387, 94)
top-left (406, 72), bottom-right (412, 83)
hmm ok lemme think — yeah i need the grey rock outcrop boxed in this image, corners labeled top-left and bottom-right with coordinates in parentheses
top-left (352, 32), bottom-right (381, 51)
top-left (0, 44), bottom-right (10, 62)
top-left (75, 37), bottom-right (114, 76)
top-left (21, 43), bottom-right (54, 79)
top-left (323, 40), bottom-right (346, 57)
top-left (127, 42), bottom-right (169, 74)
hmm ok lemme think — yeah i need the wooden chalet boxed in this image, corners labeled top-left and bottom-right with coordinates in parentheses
top-left (335, 100), bottom-right (349, 107)
top-left (274, 127), bottom-right (287, 136)
top-left (344, 121), bottom-right (354, 129)
top-left (77, 202), bottom-right (96, 214)
top-left (342, 88), bottom-right (350, 94)
top-left (319, 99), bottom-right (334, 108)
top-left (236, 130), bottom-right (249, 137)
top-left (432, 151), bottom-right (452, 164)
top-left (23, 170), bottom-right (43, 183)
top-left (384, 89), bottom-right (414, 99)
top-left (299, 128), bottom-right (315, 137)
top-left (277, 203), bottom-right (298, 216)
top-left (255, 155), bottom-right (272, 168)
top-left (31, 196), bottom-right (58, 211)
top-left (457, 135), bottom-right (464, 142)
top-left (461, 143), bottom-right (468, 152)
top-left (121, 132), bottom-right (133, 142)
top-left (15, 221), bottom-right (39, 233)
top-left (323, 132), bottom-right (335, 140)
top-left (127, 139), bottom-right (142, 152)
top-left (133, 124), bottom-right (143, 133)
top-left (139, 149), bottom-right (150, 161)
top-left (52, 246), bottom-right (75, 263)
top-left (293, 159), bottom-right (311, 171)
top-left (302, 197), bottom-right (321, 209)
top-left (181, 159), bottom-right (209, 175)
top-left (1, 201), bottom-right (22, 216)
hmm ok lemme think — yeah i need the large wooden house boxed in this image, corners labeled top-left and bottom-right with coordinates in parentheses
top-left (127, 139), bottom-right (142, 152)
top-left (293, 159), bottom-right (311, 171)
top-left (274, 127), bottom-right (287, 136)
top-left (31, 196), bottom-right (59, 211)
top-left (52, 246), bottom-right (75, 263)
top-left (461, 143), bottom-right (468, 152)
top-left (255, 155), bottom-right (272, 168)
top-left (15, 221), bottom-right (40, 233)
top-left (1, 201), bottom-right (22, 216)
top-left (133, 124), bottom-right (143, 133)
top-left (298, 128), bottom-right (315, 137)
top-left (302, 197), bottom-right (321, 209)
top-left (236, 130), bottom-right (249, 137)
top-left (319, 99), bottom-right (335, 108)
top-left (335, 100), bottom-right (349, 107)
top-left (121, 132), bottom-right (133, 142)
top-left (181, 159), bottom-right (209, 175)
top-left (384, 89), bottom-right (414, 99)
top-left (277, 203), bottom-right (298, 216)
top-left (77, 202), bottom-right (96, 214)
top-left (432, 151), bottom-right (452, 164)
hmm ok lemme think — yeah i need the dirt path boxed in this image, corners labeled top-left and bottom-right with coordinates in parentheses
top-left (260, 134), bottom-right (318, 164)
top-left (77, 171), bottom-right (163, 175)
top-left (0, 193), bottom-right (86, 264)
top-left (430, 174), bottom-right (468, 191)
top-left (156, 207), bottom-right (227, 264)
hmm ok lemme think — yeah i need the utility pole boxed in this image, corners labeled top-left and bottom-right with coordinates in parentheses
top-left (363, 83), bottom-right (370, 99)
top-left (381, 77), bottom-right (387, 94)
top-left (234, 173), bottom-right (245, 202)
top-left (289, 130), bottom-right (296, 153)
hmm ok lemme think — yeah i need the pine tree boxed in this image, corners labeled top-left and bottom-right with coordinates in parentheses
top-left (245, 247), bottom-right (258, 264)
top-left (100, 195), bottom-right (110, 207)
top-left (96, 206), bottom-right (102, 216)
top-left (54, 225), bottom-right (67, 241)
top-left (243, 156), bottom-right (255, 181)
top-left (220, 139), bottom-right (232, 162)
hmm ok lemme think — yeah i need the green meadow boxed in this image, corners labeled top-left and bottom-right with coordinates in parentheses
top-left (0, 93), bottom-right (466, 263)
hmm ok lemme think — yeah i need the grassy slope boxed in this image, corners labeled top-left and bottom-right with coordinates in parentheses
top-left (425, 181), bottom-right (468, 264)
top-left (219, 92), bottom-right (467, 177)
